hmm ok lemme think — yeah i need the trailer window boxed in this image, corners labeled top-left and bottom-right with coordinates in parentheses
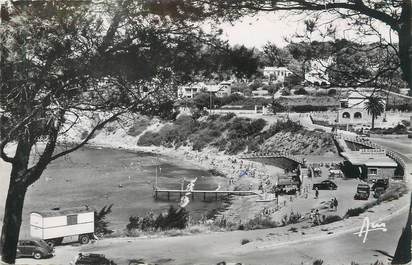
top-left (67, 214), bottom-right (78, 225)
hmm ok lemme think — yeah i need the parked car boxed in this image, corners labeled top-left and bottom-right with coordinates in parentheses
top-left (16, 239), bottom-right (54, 259)
top-left (354, 184), bottom-right (370, 200)
top-left (75, 253), bottom-right (114, 265)
top-left (371, 179), bottom-right (389, 191)
top-left (373, 187), bottom-right (386, 198)
top-left (312, 180), bottom-right (337, 190)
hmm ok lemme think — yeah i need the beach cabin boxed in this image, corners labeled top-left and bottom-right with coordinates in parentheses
top-left (30, 206), bottom-right (94, 246)
top-left (340, 149), bottom-right (397, 180)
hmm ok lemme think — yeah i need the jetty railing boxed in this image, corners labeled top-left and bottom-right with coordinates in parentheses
top-left (153, 187), bottom-right (260, 201)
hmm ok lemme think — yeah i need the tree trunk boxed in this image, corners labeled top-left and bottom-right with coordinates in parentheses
top-left (0, 180), bottom-right (27, 264)
top-left (371, 113), bottom-right (375, 129)
top-left (399, 1), bottom-right (412, 94)
top-left (1, 137), bottom-right (31, 264)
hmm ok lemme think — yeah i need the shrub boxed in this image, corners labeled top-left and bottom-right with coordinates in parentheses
top-left (370, 124), bottom-right (408, 135)
top-left (226, 97), bottom-right (272, 109)
top-left (94, 204), bottom-right (114, 236)
top-left (294, 87), bottom-right (308, 95)
top-left (281, 211), bottom-right (302, 226)
top-left (328, 89), bottom-right (337, 96)
top-left (155, 206), bottom-right (189, 230)
top-left (226, 138), bottom-right (247, 154)
top-left (127, 216), bottom-right (142, 231)
top-left (271, 100), bottom-right (287, 113)
top-left (211, 137), bottom-right (228, 151)
top-left (320, 215), bottom-right (342, 225)
top-left (281, 89), bottom-right (290, 96)
top-left (313, 259), bottom-right (324, 265)
top-left (208, 168), bottom-right (225, 177)
top-left (137, 131), bottom-right (162, 146)
top-left (380, 183), bottom-right (408, 202)
top-left (247, 138), bottom-right (261, 153)
top-left (219, 112), bottom-right (236, 122)
top-left (192, 109), bottom-right (208, 120)
top-left (241, 239), bottom-right (251, 245)
top-left (126, 206), bottom-right (189, 233)
top-left (242, 215), bottom-right (279, 230)
top-left (250, 119), bottom-right (267, 133)
top-left (291, 105), bottom-right (328, 112)
top-left (345, 207), bottom-right (366, 217)
top-left (127, 117), bottom-right (151, 136)
top-left (264, 120), bottom-right (303, 136)
top-left (191, 130), bottom-right (218, 151)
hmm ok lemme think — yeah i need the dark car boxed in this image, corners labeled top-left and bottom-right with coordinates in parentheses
top-left (373, 187), bottom-right (386, 198)
top-left (371, 179), bottom-right (389, 191)
top-left (75, 253), bottom-right (114, 265)
top-left (312, 180), bottom-right (337, 190)
top-left (16, 239), bottom-right (54, 259)
top-left (354, 183), bottom-right (370, 200)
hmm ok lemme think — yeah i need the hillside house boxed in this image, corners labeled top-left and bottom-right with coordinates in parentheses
top-left (205, 81), bottom-right (232, 98)
top-left (177, 82), bottom-right (207, 98)
top-left (263, 67), bottom-right (292, 83)
top-left (337, 89), bottom-right (386, 125)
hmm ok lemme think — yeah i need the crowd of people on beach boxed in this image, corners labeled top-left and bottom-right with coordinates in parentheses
top-left (182, 150), bottom-right (271, 191)
top-left (181, 149), bottom-right (342, 227)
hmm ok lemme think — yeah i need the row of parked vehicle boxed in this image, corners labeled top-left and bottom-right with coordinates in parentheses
top-left (354, 179), bottom-right (389, 200)
top-left (16, 242), bottom-right (142, 265)
top-left (310, 178), bottom-right (389, 200)
top-left (16, 243), bottom-right (118, 265)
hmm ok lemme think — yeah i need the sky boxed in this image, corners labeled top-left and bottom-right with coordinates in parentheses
top-left (217, 12), bottom-right (305, 49)
top-left (215, 12), bottom-right (395, 49)
top-left (0, 0), bottom-right (395, 50)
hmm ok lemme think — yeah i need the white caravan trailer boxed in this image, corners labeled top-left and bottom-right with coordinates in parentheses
top-left (30, 206), bottom-right (94, 246)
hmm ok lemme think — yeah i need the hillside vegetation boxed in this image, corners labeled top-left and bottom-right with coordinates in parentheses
top-left (137, 114), bottom-right (337, 155)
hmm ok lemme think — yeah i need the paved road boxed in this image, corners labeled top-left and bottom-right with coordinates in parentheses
top-left (226, 210), bottom-right (408, 265)
top-left (13, 133), bottom-right (412, 265)
top-left (15, 203), bottom-right (408, 265)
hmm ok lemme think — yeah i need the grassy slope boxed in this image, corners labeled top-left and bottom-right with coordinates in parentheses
top-left (137, 113), bottom-right (337, 156)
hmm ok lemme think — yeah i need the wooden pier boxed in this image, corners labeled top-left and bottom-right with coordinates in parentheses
top-left (153, 187), bottom-right (260, 201)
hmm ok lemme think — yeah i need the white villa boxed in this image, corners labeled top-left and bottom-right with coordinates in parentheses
top-left (337, 89), bottom-right (386, 125)
top-left (177, 81), bottom-right (233, 99)
top-left (263, 67), bottom-right (293, 83)
top-left (177, 82), bottom-right (207, 99)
